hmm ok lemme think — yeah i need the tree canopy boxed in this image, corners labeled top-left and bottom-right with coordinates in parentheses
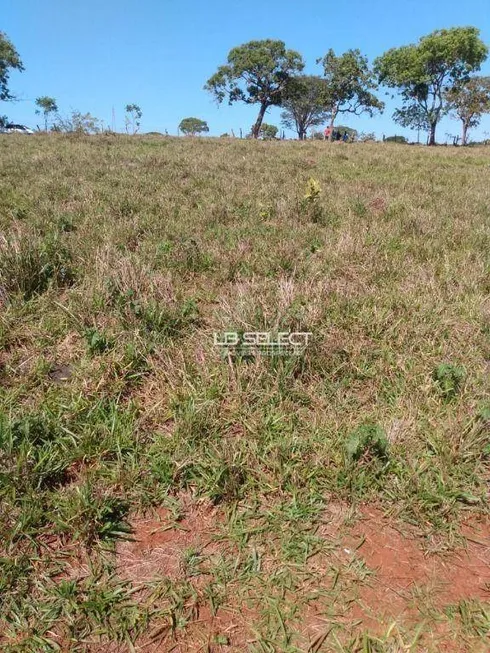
top-left (392, 104), bottom-right (431, 142)
top-left (280, 75), bottom-right (330, 140)
top-left (205, 39), bottom-right (304, 138)
top-left (318, 49), bottom-right (383, 138)
top-left (259, 123), bottom-right (278, 139)
top-left (335, 125), bottom-right (358, 140)
top-left (384, 135), bottom-right (409, 144)
top-left (179, 117), bottom-right (209, 136)
top-left (374, 27), bottom-right (488, 145)
top-left (0, 31), bottom-right (24, 101)
top-left (445, 76), bottom-right (490, 145)
top-left (35, 96), bottom-right (58, 131)
top-left (125, 104), bottom-right (142, 134)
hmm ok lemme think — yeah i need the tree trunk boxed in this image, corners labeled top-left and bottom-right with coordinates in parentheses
top-left (428, 121), bottom-right (437, 146)
top-left (251, 103), bottom-right (268, 139)
top-left (298, 127), bottom-right (306, 140)
top-left (327, 109), bottom-right (338, 141)
top-left (461, 120), bottom-right (469, 146)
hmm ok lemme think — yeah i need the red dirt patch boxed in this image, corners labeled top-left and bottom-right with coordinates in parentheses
top-left (116, 499), bottom-right (256, 651)
top-left (117, 498), bottom-right (223, 583)
top-left (343, 508), bottom-right (490, 637)
top-left (116, 502), bottom-right (490, 650)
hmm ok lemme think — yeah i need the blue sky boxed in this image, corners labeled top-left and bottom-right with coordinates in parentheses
top-left (3, 0), bottom-right (490, 141)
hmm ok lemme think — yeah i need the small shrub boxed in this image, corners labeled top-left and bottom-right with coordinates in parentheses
top-left (351, 198), bottom-right (368, 218)
top-left (303, 178), bottom-right (321, 205)
top-left (55, 214), bottom-right (76, 232)
top-left (433, 363), bottom-right (465, 400)
top-left (301, 178), bottom-right (325, 223)
top-left (84, 328), bottom-right (115, 356)
top-left (345, 424), bottom-right (389, 463)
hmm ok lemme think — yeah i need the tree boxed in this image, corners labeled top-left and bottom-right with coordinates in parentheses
top-left (125, 103), bottom-right (142, 134)
top-left (385, 135), bottom-right (408, 144)
top-left (35, 96), bottom-right (58, 131)
top-left (374, 27), bottom-right (488, 145)
top-left (205, 39), bottom-right (304, 139)
top-left (179, 117), bottom-right (209, 136)
top-left (280, 75), bottom-right (330, 140)
top-left (358, 132), bottom-right (377, 142)
top-left (0, 32), bottom-right (23, 101)
top-left (335, 125), bottom-right (358, 141)
top-left (310, 130), bottom-right (325, 140)
top-left (445, 76), bottom-right (490, 145)
top-left (259, 123), bottom-right (278, 139)
top-left (318, 49), bottom-right (383, 139)
top-left (392, 105), bottom-right (431, 143)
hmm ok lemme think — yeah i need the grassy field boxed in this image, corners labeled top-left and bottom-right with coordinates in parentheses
top-left (0, 134), bottom-right (489, 651)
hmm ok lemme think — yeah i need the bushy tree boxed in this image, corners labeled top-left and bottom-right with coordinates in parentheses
top-left (319, 49), bottom-right (383, 139)
top-left (179, 117), bottom-right (209, 136)
top-left (0, 32), bottom-right (23, 101)
top-left (205, 40), bottom-right (304, 138)
top-left (335, 125), bottom-right (358, 141)
top-left (445, 76), bottom-right (490, 145)
top-left (385, 135), bottom-right (408, 143)
top-left (374, 27), bottom-right (488, 145)
top-left (259, 123), bottom-right (278, 139)
top-left (280, 75), bottom-right (330, 140)
top-left (310, 130), bottom-right (325, 140)
top-left (125, 103), bottom-right (142, 134)
top-left (35, 96), bottom-right (58, 131)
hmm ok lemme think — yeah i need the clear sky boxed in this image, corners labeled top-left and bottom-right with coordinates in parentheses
top-left (3, 0), bottom-right (490, 141)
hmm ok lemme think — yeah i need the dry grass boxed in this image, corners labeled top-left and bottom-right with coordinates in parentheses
top-left (0, 133), bottom-right (489, 650)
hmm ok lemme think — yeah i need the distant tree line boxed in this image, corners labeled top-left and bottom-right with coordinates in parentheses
top-left (204, 28), bottom-right (490, 145)
top-left (2, 27), bottom-right (490, 144)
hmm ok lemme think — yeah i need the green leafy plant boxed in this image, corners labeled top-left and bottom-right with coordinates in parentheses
top-left (303, 178), bottom-right (321, 204)
top-left (301, 177), bottom-right (324, 223)
top-left (345, 424), bottom-right (389, 462)
top-left (84, 327), bottom-right (115, 355)
top-left (433, 363), bottom-right (465, 400)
